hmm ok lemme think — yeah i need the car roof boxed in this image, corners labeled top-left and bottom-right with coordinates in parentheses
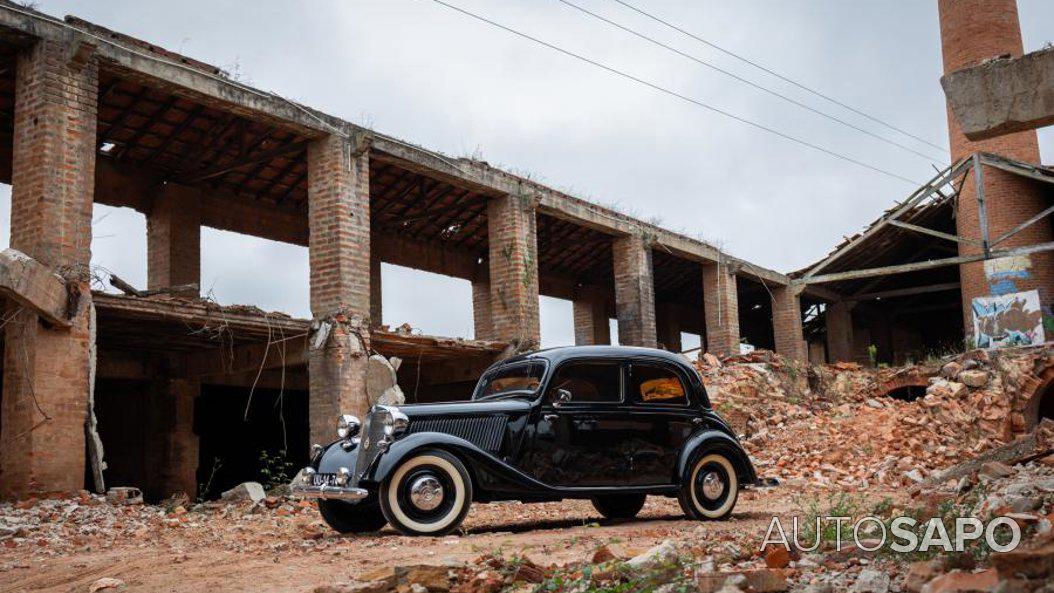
top-left (496, 345), bottom-right (695, 371)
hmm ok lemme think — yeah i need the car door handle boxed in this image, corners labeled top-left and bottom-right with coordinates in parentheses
top-left (543, 413), bottom-right (559, 422)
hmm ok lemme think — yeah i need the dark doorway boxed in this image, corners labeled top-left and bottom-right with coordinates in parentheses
top-left (882, 385), bottom-right (926, 402)
top-left (195, 384), bottom-right (309, 499)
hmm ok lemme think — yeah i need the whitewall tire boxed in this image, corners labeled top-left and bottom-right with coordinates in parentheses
top-left (380, 449), bottom-right (473, 536)
top-left (679, 452), bottom-right (738, 520)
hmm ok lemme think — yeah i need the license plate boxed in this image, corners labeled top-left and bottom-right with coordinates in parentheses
top-left (312, 473), bottom-right (340, 487)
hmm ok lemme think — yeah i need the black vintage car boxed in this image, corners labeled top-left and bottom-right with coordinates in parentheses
top-left (292, 346), bottom-right (757, 536)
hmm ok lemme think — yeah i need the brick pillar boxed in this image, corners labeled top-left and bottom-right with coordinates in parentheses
top-left (938, 0), bottom-right (1054, 336)
top-left (155, 378), bottom-right (199, 499)
top-left (772, 285), bottom-right (808, 362)
top-left (825, 301), bottom-right (855, 363)
top-left (147, 185), bottom-right (200, 296)
top-left (487, 194), bottom-right (540, 346)
top-left (0, 40), bottom-right (98, 499)
top-left (656, 304), bottom-right (682, 352)
top-left (703, 263), bottom-right (740, 356)
top-left (306, 134), bottom-right (371, 446)
top-left (572, 293), bottom-right (610, 345)
top-left (370, 251), bottom-right (382, 327)
top-left (613, 235), bottom-right (657, 347)
top-left (472, 277), bottom-right (494, 341)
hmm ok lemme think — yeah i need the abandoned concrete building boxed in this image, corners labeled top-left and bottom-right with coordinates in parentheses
top-left (1, 0), bottom-right (1054, 501)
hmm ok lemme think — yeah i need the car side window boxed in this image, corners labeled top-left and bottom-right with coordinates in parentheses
top-left (630, 363), bottom-right (688, 405)
top-left (547, 361), bottom-right (621, 404)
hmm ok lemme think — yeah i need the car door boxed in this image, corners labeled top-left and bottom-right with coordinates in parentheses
top-left (621, 360), bottom-right (700, 486)
top-left (520, 359), bottom-right (628, 487)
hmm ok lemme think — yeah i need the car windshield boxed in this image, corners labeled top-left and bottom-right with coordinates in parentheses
top-left (474, 362), bottom-right (546, 400)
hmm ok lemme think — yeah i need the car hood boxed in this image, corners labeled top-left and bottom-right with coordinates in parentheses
top-left (394, 398), bottom-right (533, 418)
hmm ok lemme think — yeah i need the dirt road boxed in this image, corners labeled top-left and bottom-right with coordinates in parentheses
top-left (1, 488), bottom-right (821, 593)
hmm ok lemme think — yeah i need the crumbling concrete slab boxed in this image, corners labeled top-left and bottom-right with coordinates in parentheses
top-left (941, 46), bottom-right (1054, 140)
top-left (0, 248), bottom-right (72, 327)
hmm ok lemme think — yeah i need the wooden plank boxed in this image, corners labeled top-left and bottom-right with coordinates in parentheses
top-left (851, 282), bottom-right (960, 301)
top-left (974, 153), bottom-right (991, 257)
top-left (178, 139), bottom-right (309, 184)
top-left (802, 240), bottom-right (1054, 284)
top-left (992, 202), bottom-right (1054, 247)
top-left (887, 219), bottom-right (976, 244)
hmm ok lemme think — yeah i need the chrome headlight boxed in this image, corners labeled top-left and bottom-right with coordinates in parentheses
top-left (382, 406), bottom-right (409, 437)
top-left (337, 414), bottom-right (360, 439)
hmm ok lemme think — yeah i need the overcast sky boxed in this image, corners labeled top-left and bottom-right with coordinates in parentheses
top-left (4, 1), bottom-right (1054, 347)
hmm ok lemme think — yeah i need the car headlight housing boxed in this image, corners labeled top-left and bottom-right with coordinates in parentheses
top-left (337, 414), bottom-right (360, 439)
top-left (382, 406), bottom-right (409, 437)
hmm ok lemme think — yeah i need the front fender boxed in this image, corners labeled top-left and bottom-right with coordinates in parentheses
top-left (365, 432), bottom-right (557, 497)
top-left (316, 440), bottom-right (359, 474)
top-left (677, 429), bottom-right (757, 486)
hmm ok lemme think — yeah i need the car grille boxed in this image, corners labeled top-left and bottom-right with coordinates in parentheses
top-left (407, 416), bottom-right (506, 452)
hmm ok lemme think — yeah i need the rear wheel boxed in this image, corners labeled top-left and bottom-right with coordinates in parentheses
top-left (592, 494), bottom-right (646, 520)
top-left (380, 449), bottom-right (473, 536)
top-left (318, 498), bottom-right (388, 533)
top-left (679, 451), bottom-right (739, 520)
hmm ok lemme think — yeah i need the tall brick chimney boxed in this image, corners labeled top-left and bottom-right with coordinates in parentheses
top-left (938, 0), bottom-right (1054, 339)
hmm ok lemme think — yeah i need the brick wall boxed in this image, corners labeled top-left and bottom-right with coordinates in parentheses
top-left (370, 251), bottom-right (382, 327)
top-left (612, 235), bottom-right (657, 347)
top-left (155, 378), bottom-right (199, 498)
top-left (655, 302), bottom-right (682, 352)
top-left (702, 263), bottom-right (740, 356)
top-left (938, 0), bottom-right (1054, 335)
top-left (307, 135), bottom-right (370, 318)
top-left (471, 278), bottom-right (494, 341)
top-left (487, 193), bottom-right (540, 345)
top-left (771, 286), bottom-right (808, 362)
top-left (572, 293), bottom-right (611, 345)
top-left (147, 185), bottom-right (201, 295)
top-left (825, 301), bottom-right (855, 362)
top-left (1, 39), bottom-right (98, 498)
top-left (306, 135), bottom-right (371, 447)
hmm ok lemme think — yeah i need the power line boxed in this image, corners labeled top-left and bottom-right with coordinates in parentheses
top-left (609, 0), bottom-right (949, 154)
top-left (556, 0), bottom-right (943, 163)
top-left (428, 0), bottom-right (923, 186)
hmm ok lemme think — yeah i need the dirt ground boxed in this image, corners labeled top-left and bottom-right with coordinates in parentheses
top-left (0, 486), bottom-right (857, 593)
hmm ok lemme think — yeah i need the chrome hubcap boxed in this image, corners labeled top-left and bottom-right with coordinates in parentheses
top-left (701, 471), bottom-right (724, 500)
top-left (409, 475), bottom-right (444, 511)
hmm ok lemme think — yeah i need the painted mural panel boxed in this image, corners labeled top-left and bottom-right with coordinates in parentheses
top-left (971, 289), bottom-right (1045, 348)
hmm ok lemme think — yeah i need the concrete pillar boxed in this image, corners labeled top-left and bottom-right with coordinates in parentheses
top-left (306, 134), bottom-right (371, 446)
top-left (656, 304), bottom-right (682, 352)
top-left (612, 235), bottom-right (657, 347)
top-left (825, 301), bottom-right (855, 363)
top-left (472, 277), bottom-right (494, 341)
top-left (772, 285), bottom-right (808, 363)
top-left (370, 251), bottom-right (382, 327)
top-left (487, 194), bottom-right (540, 346)
top-left (702, 263), bottom-right (740, 357)
top-left (0, 39), bottom-right (98, 499)
top-left (938, 0), bottom-right (1054, 337)
top-left (155, 378), bottom-right (199, 499)
top-left (147, 185), bottom-right (200, 296)
top-left (572, 293), bottom-right (610, 346)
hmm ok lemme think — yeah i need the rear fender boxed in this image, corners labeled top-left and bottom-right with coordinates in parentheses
top-left (677, 430), bottom-right (757, 486)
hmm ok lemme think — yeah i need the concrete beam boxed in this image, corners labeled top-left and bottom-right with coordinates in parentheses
top-left (942, 46), bottom-right (1054, 141)
top-left (184, 339), bottom-right (308, 379)
top-left (0, 249), bottom-right (73, 327)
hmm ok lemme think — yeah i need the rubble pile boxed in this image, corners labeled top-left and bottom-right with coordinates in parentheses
top-left (699, 346), bottom-right (1054, 489)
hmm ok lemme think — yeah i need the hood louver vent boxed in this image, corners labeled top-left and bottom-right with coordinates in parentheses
top-left (407, 416), bottom-right (506, 451)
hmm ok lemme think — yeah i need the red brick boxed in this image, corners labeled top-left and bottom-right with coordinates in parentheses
top-left (825, 301), bottom-right (854, 363)
top-left (487, 194), bottom-right (540, 346)
top-left (573, 292), bottom-right (610, 346)
top-left (147, 185), bottom-right (200, 296)
top-left (939, 0), bottom-right (1054, 334)
top-left (703, 263), bottom-right (740, 356)
top-left (772, 286), bottom-right (808, 362)
top-left (1, 39), bottom-right (98, 499)
top-left (472, 277), bottom-right (494, 341)
top-left (612, 235), bottom-right (656, 347)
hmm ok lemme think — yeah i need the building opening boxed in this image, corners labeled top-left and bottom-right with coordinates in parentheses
top-left (882, 384), bottom-right (926, 402)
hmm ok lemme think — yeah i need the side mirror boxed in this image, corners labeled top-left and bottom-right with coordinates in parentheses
top-left (554, 389), bottom-right (572, 407)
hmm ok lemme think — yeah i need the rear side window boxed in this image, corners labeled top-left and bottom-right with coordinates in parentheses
top-left (547, 362), bottom-right (621, 404)
top-left (630, 364), bottom-right (687, 405)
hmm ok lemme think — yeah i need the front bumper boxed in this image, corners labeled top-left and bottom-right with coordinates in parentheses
top-left (290, 482), bottom-right (370, 501)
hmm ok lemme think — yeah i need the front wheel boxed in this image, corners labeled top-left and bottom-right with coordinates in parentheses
top-left (592, 494), bottom-right (646, 520)
top-left (380, 449), bottom-right (473, 536)
top-left (678, 451), bottom-right (739, 520)
top-left (318, 498), bottom-right (388, 533)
